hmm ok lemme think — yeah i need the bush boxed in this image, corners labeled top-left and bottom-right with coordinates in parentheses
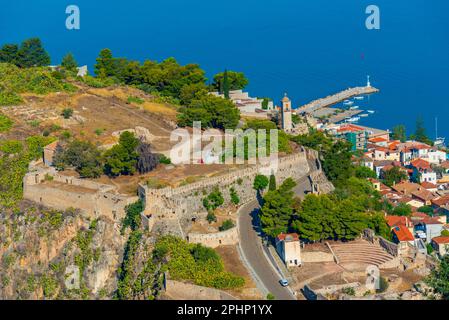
top-left (62, 108), bottom-right (73, 119)
top-left (0, 113), bottom-right (13, 132)
top-left (159, 154), bottom-right (171, 165)
top-left (154, 236), bottom-right (244, 290)
top-left (206, 212), bottom-right (217, 224)
top-left (266, 293), bottom-right (275, 300)
top-left (127, 96), bottom-right (144, 104)
top-left (219, 219), bottom-right (235, 232)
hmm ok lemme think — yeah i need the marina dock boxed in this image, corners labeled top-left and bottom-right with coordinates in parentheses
top-left (296, 85), bottom-right (379, 114)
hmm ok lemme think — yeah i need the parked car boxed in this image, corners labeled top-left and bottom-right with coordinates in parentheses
top-left (279, 279), bottom-right (289, 287)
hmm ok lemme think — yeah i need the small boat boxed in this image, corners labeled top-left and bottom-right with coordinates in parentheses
top-left (343, 101), bottom-right (354, 106)
top-left (349, 106), bottom-right (359, 110)
top-left (360, 114), bottom-right (369, 117)
top-left (346, 117), bottom-right (360, 123)
top-left (435, 137), bottom-right (446, 148)
top-left (354, 96), bottom-right (364, 100)
top-left (367, 110), bottom-right (375, 114)
top-left (344, 99), bottom-right (350, 103)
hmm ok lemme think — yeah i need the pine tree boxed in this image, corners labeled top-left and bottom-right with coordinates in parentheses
top-left (16, 38), bottom-right (50, 68)
top-left (61, 52), bottom-right (78, 72)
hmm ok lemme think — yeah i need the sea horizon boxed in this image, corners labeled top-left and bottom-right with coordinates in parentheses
top-left (1, 0), bottom-right (448, 139)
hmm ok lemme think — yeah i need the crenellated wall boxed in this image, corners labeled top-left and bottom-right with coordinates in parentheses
top-left (139, 149), bottom-right (332, 234)
top-left (23, 166), bottom-right (138, 221)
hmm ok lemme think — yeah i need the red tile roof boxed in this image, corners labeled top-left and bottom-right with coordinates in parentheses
top-left (392, 225), bottom-right (415, 242)
top-left (277, 233), bottom-right (299, 242)
top-left (432, 236), bottom-right (449, 245)
top-left (337, 124), bottom-right (365, 133)
top-left (431, 195), bottom-right (449, 207)
top-left (421, 182), bottom-right (437, 189)
top-left (369, 137), bottom-right (388, 143)
top-left (386, 216), bottom-right (411, 228)
top-left (410, 158), bottom-right (431, 171)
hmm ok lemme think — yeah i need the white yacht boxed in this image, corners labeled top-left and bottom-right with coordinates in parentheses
top-left (343, 101), bottom-right (354, 106)
top-left (367, 110), bottom-right (375, 114)
top-left (354, 96), bottom-right (364, 100)
top-left (349, 106), bottom-right (359, 110)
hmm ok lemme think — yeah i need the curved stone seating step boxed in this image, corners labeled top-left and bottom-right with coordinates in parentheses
top-left (328, 240), bottom-right (395, 269)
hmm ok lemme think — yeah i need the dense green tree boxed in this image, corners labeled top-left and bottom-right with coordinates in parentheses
top-left (179, 82), bottom-right (208, 105)
top-left (212, 70), bottom-right (249, 91)
top-left (354, 166), bottom-right (377, 179)
top-left (391, 203), bottom-right (412, 217)
top-left (177, 95), bottom-right (240, 130)
top-left (203, 187), bottom-right (224, 211)
top-left (0, 44), bottom-right (18, 64)
top-left (269, 174), bottom-right (277, 191)
top-left (94, 48), bottom-right (115, 78)
top-left (53, 140), bottom-right (103, 178)
top-left (322, 140), bottom-right (354, 186)
top-left (259, 178), bottom-right (297, 238)
top-left (103, 131), bottom-right (139, 177)
top-left (61, 52), bottom-right (78, 72)
top-left (382, 166), bottom-right (408, 187)
top-left (410, 115), bottom-right (432, 145)
top-left (16, 38), bottom-right (50, 68)
top-left (292, 194), bottom-right (336, 241)
top-left (253, 175), bottom-right (269, 191)
top-left (426, 255), bottom-right (449, 300)
top-left (392, 124), bottom-right (407, 142)
top-left (418, 205), bottom-right (434, 215)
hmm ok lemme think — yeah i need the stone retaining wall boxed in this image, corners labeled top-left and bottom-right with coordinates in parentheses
top-left (187, 227), bottom-right (239, 248)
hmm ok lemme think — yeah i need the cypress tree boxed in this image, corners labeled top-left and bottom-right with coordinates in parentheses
top-left (269, 174), bottom-right (276, 191)
top-left (223, 69), bottom-right (230, 99)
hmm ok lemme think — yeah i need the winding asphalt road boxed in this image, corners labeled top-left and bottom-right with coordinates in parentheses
top-left (238, 172), bottom-right (314, 300)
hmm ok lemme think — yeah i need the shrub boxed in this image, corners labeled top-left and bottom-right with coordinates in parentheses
top-left (266, 293), bottom-right (275, 300)
top-left (159, 154), bottom-right (171, 165)
top-left (230, 187), bottom-right (240, 205)
top-left (127, 96), bottom-right (144, 104)
top-left (62, 108), bottom-right (73, 119)
top-left (0, 140), bottom-right (23, 154)
top-left (203, 188), bottom-right (224, 211)
top-left (154, 236), bottom-right (244, 290)
top-left (206, 212), bottom-right (217, 224)
top-left (0, 113), bottom-right (13, 132)
top-left (219, 219), bottom-right (235, 232)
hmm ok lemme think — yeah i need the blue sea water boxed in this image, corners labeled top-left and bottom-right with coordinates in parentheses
top-left (1, 0), bottom-right (448, 139)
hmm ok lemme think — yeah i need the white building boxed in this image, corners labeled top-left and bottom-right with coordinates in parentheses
top-left (275, 233), bottom-right (301, 267)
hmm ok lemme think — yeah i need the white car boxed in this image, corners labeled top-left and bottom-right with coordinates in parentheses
top-left (279, 279), bottom-right (289, 287)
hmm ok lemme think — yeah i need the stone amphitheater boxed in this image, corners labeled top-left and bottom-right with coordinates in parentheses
top-left (328, 239), bottom-right (398, 270)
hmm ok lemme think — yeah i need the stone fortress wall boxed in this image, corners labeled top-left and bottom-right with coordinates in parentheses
top-left (23, 164), bottom-right (138, 221)
top-left (139, 148), bottom-right (334, 237)
top-left (187, 227), bottom-right (239, 248)
top-left (23, 148), bottom-right (333, 241)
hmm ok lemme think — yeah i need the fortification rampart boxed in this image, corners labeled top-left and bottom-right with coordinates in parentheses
top-left (23, 166), bottom-right (137, 221)
top-left (187, 227), bottom-right (239, 248)
top-left (139, 149), bottom-right (331, 234)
